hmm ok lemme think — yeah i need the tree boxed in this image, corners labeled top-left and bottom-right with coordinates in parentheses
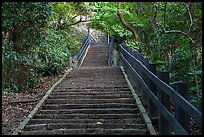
top-left (2, 2), bottom-right (51, 92)
top-left (2, 2), bottom-right (89, 92)
top-left (87, 2), bottom-right (202, 108)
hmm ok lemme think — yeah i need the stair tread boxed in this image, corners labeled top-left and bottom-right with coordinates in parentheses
top-left (21, 128), bottom-right (149, 135)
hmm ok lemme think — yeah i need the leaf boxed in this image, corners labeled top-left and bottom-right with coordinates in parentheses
top-left (190, 86), bottom-right (197, 91)
top-left (11, 52), bottom-right (17, 60)
top-left (59, 128), bottom-right (65, 131)
top-left (62, 52), bottom-right (68, 57)
top-left (195, 70), bottom-right (202, 75)
top-left (12, 84), bottom-right (19, 92)
top-left (96, 122), bottom-right (102, 124)
top-left (188, 70), bottom-right (202, 75)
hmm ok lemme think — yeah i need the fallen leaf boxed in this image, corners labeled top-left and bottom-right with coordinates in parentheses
top-left (96, 122), bottom-right (102, 124)
top-left (59, 128), bottom-right (65, 131)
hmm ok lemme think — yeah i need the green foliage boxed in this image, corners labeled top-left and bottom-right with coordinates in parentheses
top-left (36, 29), bottom-right (72, 76)
top-left (88, 2), bottom-right (202, 109)
top-left (2, 2), bottom-right (84, 92)
top-left (2, 2), bottom-right (50, 92)
top-left (51, 2), bottom-right (89, 30)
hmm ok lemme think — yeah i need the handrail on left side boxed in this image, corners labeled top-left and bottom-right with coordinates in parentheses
top-left (76, 28), bottom-right (91, 67)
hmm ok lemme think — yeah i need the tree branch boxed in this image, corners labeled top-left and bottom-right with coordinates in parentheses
top-left (117, 2), bottom-right (140, 46)
top-left (152, 2), bottom-right (159, 30)
top-left (67, 17), bottom-right (83, 27)
top-left (163, 2), bottom-right (195, 44)
top-left (163, 2), bottom-right (167, 30)
top-left (164, 30), bottom-right (195, 43)
top-left (71, 14), bottom-right (79, 20)
top-left (186, 2), bottom-right (193, 30)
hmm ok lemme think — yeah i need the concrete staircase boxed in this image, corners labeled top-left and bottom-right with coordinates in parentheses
top-left (19, 42), bottom-right (151, 135)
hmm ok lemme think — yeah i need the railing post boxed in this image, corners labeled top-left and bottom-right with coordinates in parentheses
top-left (121, 44), bottom-right (128, 70)
top-left (173, 82), bottom-right (190, 134)
top-left (134, 52), bottom-right (144, 98)
top-left (87, 28), bottom-right (90, 36)
top-left (125, 46), bottom-right (132, 73)
top-left (108, 36), bottom-right (115, 66)
top-left (126, 46), bottom-right (132, 64)
top-left (198, 100), bottom-right (202, 112)
top-left (112, 50), bottom-right (118, 66)
top-left (148, 63), bottom-right (158, 119)
top-left (69, 56), bottom-right (73, 68)
top-left (158, 72), bottom-right (171, 135)
top-left (107, 34), bottom-right (110, 44)
top-left (130, 50), bottom-right (142, 95)
top-left (119, 44), bottom-right (123, 67)
top-left (142, 57), bottom-right (150, 108)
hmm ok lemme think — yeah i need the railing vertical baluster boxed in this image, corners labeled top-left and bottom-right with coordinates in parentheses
top-left (158, 72), bottom-right (171, 135)
top-left (148, 63), bottom-right (158, 120)
top-left (173, 82), bottom-right (190, 134)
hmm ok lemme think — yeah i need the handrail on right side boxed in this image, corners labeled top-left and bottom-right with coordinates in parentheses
top-left (119, 41), bottom-right (202, 135)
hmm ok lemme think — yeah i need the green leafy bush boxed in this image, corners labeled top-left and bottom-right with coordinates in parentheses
top-left (2, 2), bottom-right (82, 92)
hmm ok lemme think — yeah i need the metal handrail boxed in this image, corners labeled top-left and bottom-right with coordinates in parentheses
top-left (76, 28), bottom-right (91, 67)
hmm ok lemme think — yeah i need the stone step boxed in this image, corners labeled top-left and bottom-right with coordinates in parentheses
top-left (54, 86), bottom-right (130, 90)
top-left (45, 98), bottom-right (135, 104)
top-left (54, 80), bottom-right (127, 84)
top-left (21, 128), bottom-right (149, 135)
top-left (34, 113), bottom-right (141, 119)
top-left (50, 91), bottom-right (132, 95)
top-left (52, 87), bottom-right (130, 92)
top-left (29, 118), bottom-right (145, 125)
top-left (48, 94), bottom-right (133, 99)
top-left (25, 123), bottom-right (146, 131)
top-left (39, 108), bottom-right (139, 114)
top-left (65, 71), bottom-right (123, 77)
top-left (42, 103), bottom-right (136, 110)
top-left (53, 86), bottom-right (130, 91)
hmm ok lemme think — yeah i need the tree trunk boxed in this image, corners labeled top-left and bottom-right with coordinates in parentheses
top-left (117, 2), bottom-right (140, 46)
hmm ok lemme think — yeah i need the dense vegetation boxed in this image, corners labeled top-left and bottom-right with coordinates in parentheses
top-left (2, 2), bottom-right (202, 109)
top-left (2, 2), bottom-right (87, 92)
top-left (87, 2), bottom-right (202, 108)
